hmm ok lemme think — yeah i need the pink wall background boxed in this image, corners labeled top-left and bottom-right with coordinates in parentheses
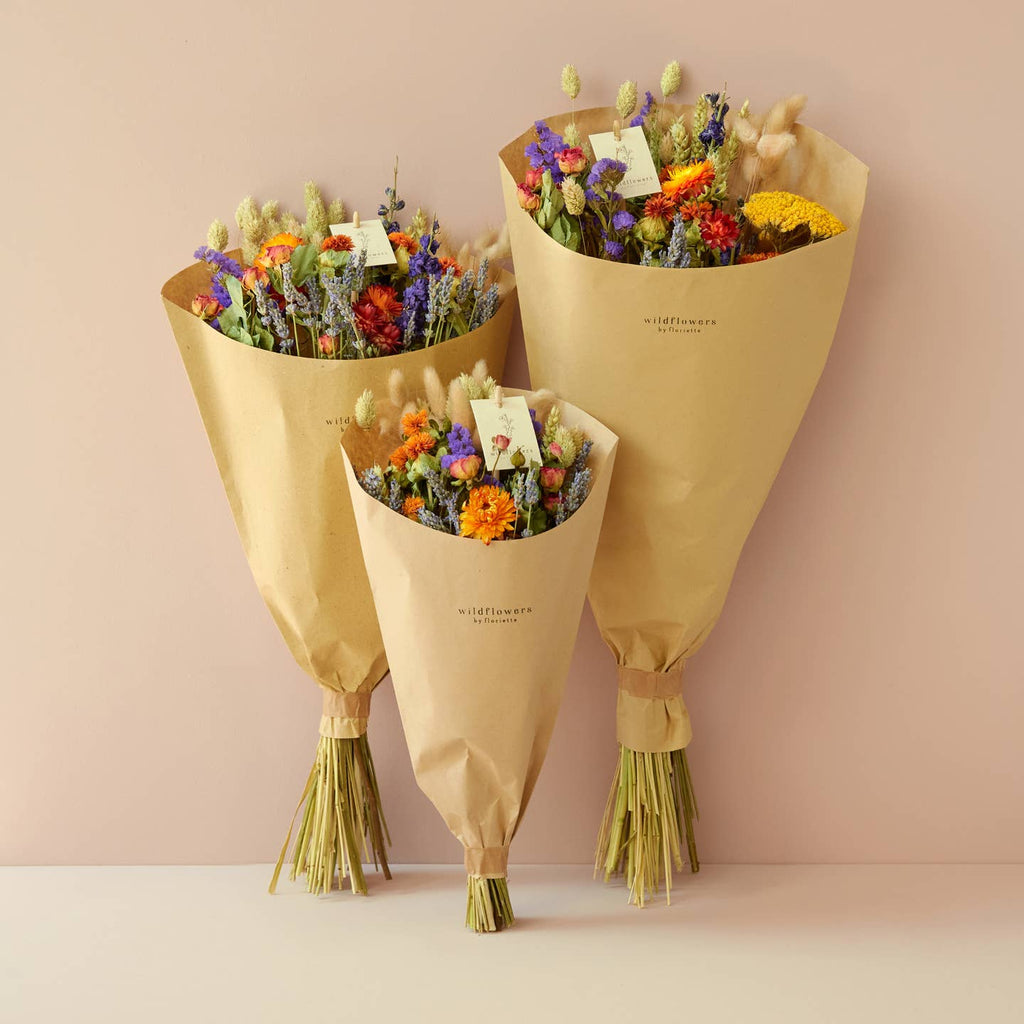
top-left (2, 1), bottom-right (1021, 867)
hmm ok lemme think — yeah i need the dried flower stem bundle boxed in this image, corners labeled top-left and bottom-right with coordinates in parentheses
top-left (270, 733), bottom-right (391, 896)
top-left (595, 746), bottom-right (698, 907)
top-left (465, 876), bottom-right (515, 933)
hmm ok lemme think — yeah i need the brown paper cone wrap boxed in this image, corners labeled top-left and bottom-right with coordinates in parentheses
top-left (340, 392), bottom-right (617, 883)
top-left (162, 257), bottom-right (514, 895)
top-left (161, 257), bottom-right (515, 717)
top-left (501, 108), bottom-right (868, 751)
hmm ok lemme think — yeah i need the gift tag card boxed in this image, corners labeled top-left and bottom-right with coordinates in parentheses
top-left (588, 125), bottom-right (661, 199)
top-left (470, 395), bottom-right (543, 473)
top-left (328, 218), bottom-right (397, 267)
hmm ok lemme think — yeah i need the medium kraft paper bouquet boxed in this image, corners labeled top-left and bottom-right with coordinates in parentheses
top-left (161, 176), bottom-right (515, 896)
top-left (340, 365), bottom-right (617, 930)
top-left (500, 63), bottom-right (868, 905)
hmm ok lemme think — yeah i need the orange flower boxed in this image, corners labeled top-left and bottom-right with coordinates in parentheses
top-left (321, 234), bottom-right (354, 252)
top-left (404, 431), bottom-right (436, 457)
top-left (438, 256), bottom-right (463, 277)
top-left (401, 409), bottom-right (429, 438)
top-left (459, 485), bottom-right (517, 545)
top-left (191, 294), bottom-right (221, 320)
top-left (737, 252), bottom-right (780, 264)
top-left (388, 231), bottom-right (419, 254)
top-left (254, 232), bottom-right (303, 268)
top-left (361, 284), bottom-right (403, 320)
top-left (677, 200), bottom-right (713, 222)
top-left (389, 445), bottom-right (411, 470)
top-left (643, 194), bottom-right (676, 220)
top-left (402, 496), bottom-right (425, 520)
top-left (241, 265), bottom-right (270, 291)
top-left (660, 160), bottom-right (715, 202)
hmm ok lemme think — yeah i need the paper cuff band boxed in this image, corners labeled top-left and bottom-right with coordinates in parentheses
top-left (318, 690), bottom-right (371, 740)
top-left (615, 667), bottom-right (691, 752)
top-left (617, 665), bottom-right (684, 698)
top-left (464, 846), bottom-right (509, 878)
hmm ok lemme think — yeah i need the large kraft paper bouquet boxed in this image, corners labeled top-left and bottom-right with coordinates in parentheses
top-left (341, 369), bottom-right (617, 930)
top-left (161, 179), bottom-right (515, 896)
top-left (500, 64), bottom-right (868, 905)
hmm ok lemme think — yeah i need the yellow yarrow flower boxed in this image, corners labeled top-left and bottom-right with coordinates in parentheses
top-left (744, 191), bottom-right (846, 239)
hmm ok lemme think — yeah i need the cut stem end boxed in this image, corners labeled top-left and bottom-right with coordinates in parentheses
top-left (270, 733), bottom-right (391, 896)
top-left (465, 876), bottom-right (514, 933)
top-left (595, 745), bottom-right (699, 907)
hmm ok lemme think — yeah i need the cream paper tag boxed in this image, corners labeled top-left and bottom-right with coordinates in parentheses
top-left (470, 395), bottom-right (543, 473)
top-left (588, 125), bottom-right (661, 199)
top-left (328, 218), bottom-right (398, 267)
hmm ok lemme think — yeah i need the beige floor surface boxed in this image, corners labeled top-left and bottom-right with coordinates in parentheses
top-left (2, 864), bottom-right (1022, 1022)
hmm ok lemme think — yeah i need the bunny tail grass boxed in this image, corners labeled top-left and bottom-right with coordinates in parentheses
top-left (595, 745), bottom-right (699, 907)
top-left (269, 734), bottom-right (391, 896)
top-left (465, 876), bottom-right (515, 933)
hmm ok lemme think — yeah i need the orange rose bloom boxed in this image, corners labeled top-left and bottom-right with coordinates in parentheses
top-left (254, 232), bottom-right (303, 268)
top-left (402, 496), bottom-right (425, 521)
top-left (660, 160), bottom-right (716, 202)
top-left (459, 485), bottom-right (517, 545)
top-left (401, 409), bottom-right (430, 438)
top-left (737, 252), bottom-right (780, 264)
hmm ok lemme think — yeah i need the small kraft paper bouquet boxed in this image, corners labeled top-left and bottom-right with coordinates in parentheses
top-left (500, 63), bottom-right (868, 905)
top-left (340, 364), bottom-right (617, 930)
top-left (161, 173), bottom-right (516, 897)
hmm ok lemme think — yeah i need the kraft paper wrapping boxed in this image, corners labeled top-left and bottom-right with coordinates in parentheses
top-left (161, 257), bottom-right (515, 735)
top-left (500, 107), bottom-right (868, 753)
top-left (340, 392), bottom-right (617, 876)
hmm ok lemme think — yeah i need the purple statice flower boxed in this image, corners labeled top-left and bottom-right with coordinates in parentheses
top-left (603, 237), bottom-right (625, 261)
top-left (524, 120), bottom-right (566, 184)
top-left (210, 275), bottom-right (232, 309)
top-left (440, 423), bottom-right (476, 470)
top-left (195, 246), bottom-right (243, 310)
top-left (529, 408), bottom-right (543, 438)
top-left (629, 91), bottom-right (655, 128)
top-left (611, 210), bottom-right (636, 233)
top-left (586, 158), bottom-right (627, 189)
top-left (194, 246), bottom-right (243, 279)
top-left (482, 473), bottom-right (500, 488)
top-left (720, 249), bottom-right (733, 266)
